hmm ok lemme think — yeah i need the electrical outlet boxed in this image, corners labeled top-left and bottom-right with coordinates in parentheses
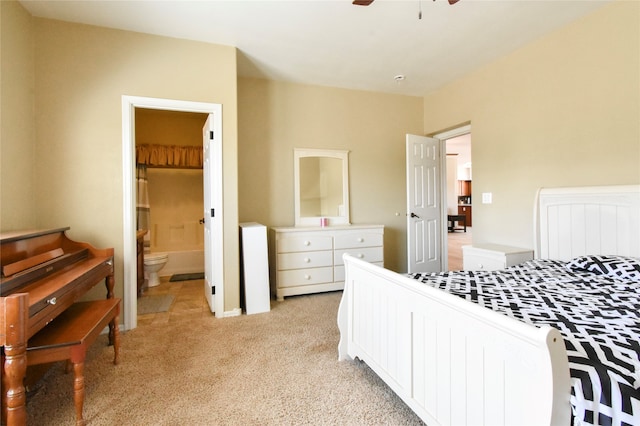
top-left (482, 192), bottom-right (492, 204)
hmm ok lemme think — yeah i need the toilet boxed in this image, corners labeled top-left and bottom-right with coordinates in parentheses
top-left (143, 253), bottom-right (168, 287)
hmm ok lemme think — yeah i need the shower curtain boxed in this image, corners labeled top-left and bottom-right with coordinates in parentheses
top-left (136, 164), bottom-right (151, 248)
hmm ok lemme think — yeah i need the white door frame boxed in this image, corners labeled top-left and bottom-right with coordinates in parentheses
top-left (121, 95), bottom-right (222, 331)
top-left (433, 124), bottom-right (471, 272)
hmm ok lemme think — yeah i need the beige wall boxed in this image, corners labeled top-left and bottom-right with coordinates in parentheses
top-left (1, 1), bottom-right (37, 230)
top-left (424, 1), bottom-right (640, 250)
top-left (136, 108), bottom-right (206, 147)
top-left (238, 78), bottom-right (423, 272)
top-left (1, 9), bottom-right (240, 316)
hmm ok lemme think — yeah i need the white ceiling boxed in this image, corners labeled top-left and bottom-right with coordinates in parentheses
top-left (20, 0), bottom-right (610, 97)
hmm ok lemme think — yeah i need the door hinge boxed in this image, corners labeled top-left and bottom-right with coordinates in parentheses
top-left (211, 286), bottom-right (215, 295)
top-left (210, 208), bottom-right (215, 218)
top-left (209, 131), bottom-right (214, 140)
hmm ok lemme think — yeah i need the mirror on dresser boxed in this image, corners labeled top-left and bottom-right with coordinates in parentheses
top-left (294, 148), bottom-right (350, 226)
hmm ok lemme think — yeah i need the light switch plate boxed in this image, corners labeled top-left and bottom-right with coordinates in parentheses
top-left (482, 192), bottom-right (492, 204)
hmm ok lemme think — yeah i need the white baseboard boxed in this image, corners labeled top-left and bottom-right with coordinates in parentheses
top-left (223, 308), bottom-right (242, 317)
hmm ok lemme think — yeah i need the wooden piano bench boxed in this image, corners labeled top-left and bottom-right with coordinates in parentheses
top-left (26, 298), bottom-right (121, 426)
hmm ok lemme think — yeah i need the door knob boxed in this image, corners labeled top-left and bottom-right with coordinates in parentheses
top-left (199, 218), bottom-right (205, 224)
top-left (410, 212), bottom-right (420, 218)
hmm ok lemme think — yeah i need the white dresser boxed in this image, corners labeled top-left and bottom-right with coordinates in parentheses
top-left (462, 243), bottom-right (533, 271)
top-left (269, 225), bottom-right (384, 301)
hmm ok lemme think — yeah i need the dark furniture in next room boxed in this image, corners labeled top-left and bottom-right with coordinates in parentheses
top-left (447, 214), bottom-right (467, 232)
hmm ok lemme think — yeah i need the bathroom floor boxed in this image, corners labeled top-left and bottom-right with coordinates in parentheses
top-left (137, 276), bottom-right (210, 326)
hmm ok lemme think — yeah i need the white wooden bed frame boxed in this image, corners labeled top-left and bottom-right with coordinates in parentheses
top-left (337, 184), bottom-right (640, 425)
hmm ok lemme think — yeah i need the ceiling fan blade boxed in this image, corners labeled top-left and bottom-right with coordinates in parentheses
top-left (353, 0), bottom-right (374, 5)
top-left (448, 0), bottom-right (460, 4)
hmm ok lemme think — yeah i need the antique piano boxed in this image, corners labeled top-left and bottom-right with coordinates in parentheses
top-left (0, 227), bottom-right (115, 426)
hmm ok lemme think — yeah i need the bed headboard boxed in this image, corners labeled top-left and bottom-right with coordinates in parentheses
top-left (535, 184), bottom-right (640, 260)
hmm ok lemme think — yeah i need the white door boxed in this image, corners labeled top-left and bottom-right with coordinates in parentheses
top-left (406, 134), bottom-right (444, 273)
top-left (203, 114), bottom-right (224, 315)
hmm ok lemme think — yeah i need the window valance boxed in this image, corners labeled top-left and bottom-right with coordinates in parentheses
top-left (136, 144), bottom-right (203, 169)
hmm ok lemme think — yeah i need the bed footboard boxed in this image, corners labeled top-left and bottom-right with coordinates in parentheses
top-left (337, 254), bottom-right (571, 425)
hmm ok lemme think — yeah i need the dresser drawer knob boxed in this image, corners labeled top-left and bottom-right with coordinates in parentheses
top-left (304, 241), bottom-right (311, 246)
top-left (357, 238), bottom-right (364, 243)
top-left (304, 257), bottom-right (310, 263)
top-left (357, 253), bottom-right (364, 259)
top-left (304, 274), bottom-right (311, 280)
top-left (47, 297), bottom-right (57, 305)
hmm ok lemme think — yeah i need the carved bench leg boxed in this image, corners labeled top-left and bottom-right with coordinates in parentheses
top-left (111, 314), bottom-right (120, 365)
top-left (70, 347), bottom-right (87, 426)
top-left (72, 361), bottom-right (85, 426)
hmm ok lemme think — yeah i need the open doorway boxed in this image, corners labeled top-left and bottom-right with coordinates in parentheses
top-left (135, 108), bottom-right (207, 273)
top-left (134, 108), bottom-right (208, 321)
top-left (430, 124), bottom-right (471, 271)
top-left (122, 96), bottom-right (223, 331)
top-left (445, 133), bottom-right (472, 270)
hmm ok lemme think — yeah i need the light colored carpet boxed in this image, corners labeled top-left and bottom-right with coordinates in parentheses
top-left (137, 294), bottom-right (175, 315)
top-left (26, 291), bottom-right (424, 425)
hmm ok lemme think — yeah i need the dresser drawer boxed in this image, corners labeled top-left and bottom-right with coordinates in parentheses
top-left (277, 250), bottom-right (333, 270)
top-left (277, 267), bottom-right (333, 288)
top-left (463, 253), bottom-right (506, 271)
top-left (335, 262), bottom-right (383, 282)
top-left (334, 233), bottom-right (383, 249)
top-left (462, 244), bottom-right (533, 271)
top-left (334, 247), bottom-right (384, 266)
top-left (277, 236), bottom-right (333, 253)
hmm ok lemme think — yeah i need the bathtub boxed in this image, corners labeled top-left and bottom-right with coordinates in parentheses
top-left (150, 221), bottom-right (204, 277)
top-left (157, 249), bottom-right (204, 277)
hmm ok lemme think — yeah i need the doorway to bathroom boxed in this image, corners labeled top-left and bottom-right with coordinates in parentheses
top-left (135, 108), bottom-right (207, 277)
top-left (122, 96), bottom-right (223, 330)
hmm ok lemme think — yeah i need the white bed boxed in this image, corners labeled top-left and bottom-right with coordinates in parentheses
top-left (337, 184), bottom-right (640, 425)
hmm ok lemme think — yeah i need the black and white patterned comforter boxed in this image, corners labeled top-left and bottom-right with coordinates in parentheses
top-left (409, 258), bottom-right (640, 426)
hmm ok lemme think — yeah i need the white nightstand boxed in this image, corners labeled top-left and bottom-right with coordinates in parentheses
top-left (462, 244), bottom-right (533, 271)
